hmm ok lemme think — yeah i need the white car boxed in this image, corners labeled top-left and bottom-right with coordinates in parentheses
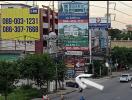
top-left (120, 74), bottom-right (131, 82)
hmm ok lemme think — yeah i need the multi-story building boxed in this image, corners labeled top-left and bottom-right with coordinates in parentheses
top-left (36, 6), bottom-right (58, 54)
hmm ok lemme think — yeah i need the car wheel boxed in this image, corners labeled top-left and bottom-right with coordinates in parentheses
top-left (66, 83), bottom-right (68, 87)
top-left (74, 84), bottom-right (77, 88)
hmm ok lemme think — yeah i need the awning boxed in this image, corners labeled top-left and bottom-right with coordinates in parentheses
top-left (0, 54), bottom-right (20, 61)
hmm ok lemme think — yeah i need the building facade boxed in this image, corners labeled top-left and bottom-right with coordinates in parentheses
top-left (36, 7), bottom-right (58, 54)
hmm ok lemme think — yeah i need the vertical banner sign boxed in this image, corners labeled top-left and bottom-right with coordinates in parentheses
top-left (1, 8), bottom-right (40, 40)
top-left (89, 17), bottom-right (111, 49)
top-left (58, 1), bottom-right (89, 51)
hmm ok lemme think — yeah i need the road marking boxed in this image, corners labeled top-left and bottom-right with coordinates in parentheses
top-left (75, 74), bottom-right (104, 90)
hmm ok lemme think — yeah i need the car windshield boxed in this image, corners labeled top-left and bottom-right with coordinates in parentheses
top-left (121, 75), bottom-right (128, 77)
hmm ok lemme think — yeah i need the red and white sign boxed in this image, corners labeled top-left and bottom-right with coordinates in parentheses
top-left (65, 51), bottom-right (83, 56)
top-left (58, 19), bottom-right (88, 23)
top-left (64, 46), bottom-right (89, 51)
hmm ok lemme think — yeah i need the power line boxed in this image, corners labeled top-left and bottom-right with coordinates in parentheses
top-left (118, 1), bottom-right (132, 9)
top-left (112, 20), bottom-right (128, 25)
top-left (90, 4), bottom-right (132, 17)
top-left (90, 5), bottom-right (130, 25)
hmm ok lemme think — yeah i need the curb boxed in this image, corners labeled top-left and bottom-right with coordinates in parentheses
top-left (49, 89), bottom-right (77, 99)
top-left (60, 89), bottom-right (77, 95)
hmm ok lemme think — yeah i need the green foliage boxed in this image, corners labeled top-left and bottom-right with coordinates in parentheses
top-left (0, 61), bottom-right (19, 100)
top-left (0, 87), bottom-right (41, 100)
top-left (109, 29), bottom-right (132, 40)
top-left (17, 53), bottom-right (56, 87)
top-left (93, 60), bottom-right (107, 77)
top-left (111, 47), bottom-right (132, 67)
top-left (108, 29), bottom-right (122, 40)
top-left (56, 60), bottom-right (67, 81)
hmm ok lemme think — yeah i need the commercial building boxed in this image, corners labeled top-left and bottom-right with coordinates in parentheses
top-left (36, 6), bottom-right (58, 54)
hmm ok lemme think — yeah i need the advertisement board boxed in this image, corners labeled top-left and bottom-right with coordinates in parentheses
top-left (89, 17), bottom-right (111, 49)
top-left (89, 17), bottom-right (111, 29)
top-left (65, 51), bottom-right (83, 56)
top-left (65, 56), bottom-right (86, 70)
top-left (58, 22), bottom-right (88, 48)
top-left (1, 8), bottom-right (40, 40)
top-left (58, 1), bottom-right (89, 51)
top-left (58, 1), bottom-right (88, 20)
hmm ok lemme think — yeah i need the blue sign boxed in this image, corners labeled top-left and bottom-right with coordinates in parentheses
top-left (58, 1), bottom-right (89, 20)
top-left (30, 8), bottom-right (38, 14)
top-left (67, 69), bottom-right (75, 76)
top-left (89, 23), bottom-right (111, 29)
top-left (59, 13), bottom-right (88, 20)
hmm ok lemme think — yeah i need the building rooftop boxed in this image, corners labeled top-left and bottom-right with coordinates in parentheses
top-left (1, 3), bottom-right (32, 7)
top-left (63, 1), bottom-right (86, 5)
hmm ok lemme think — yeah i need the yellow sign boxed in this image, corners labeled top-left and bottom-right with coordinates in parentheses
top-left (1, 8), bottom-right (40, 40)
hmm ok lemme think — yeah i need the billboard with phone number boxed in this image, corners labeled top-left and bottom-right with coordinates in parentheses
top-left (1, 8), bottom-right (40, 40)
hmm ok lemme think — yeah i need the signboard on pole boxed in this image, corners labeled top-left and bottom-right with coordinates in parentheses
top-left (58, 1), bottom-right (88, 20)
top-left (65, 51), bottom-right (83, 56)
top-left (1, 8), bottom-right (40, 40)
top-left (58, 1), bottom-right (89, 51)
top-left (89, 17), bottom-right (111, 29)
top-left (89, 17), bottom-right (111, 49)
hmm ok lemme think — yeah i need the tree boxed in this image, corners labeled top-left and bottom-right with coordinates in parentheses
top-left (53, 54), bottom-right (67, 89)
top-left (56, 60), bottom-right (67, 89)
top-left (108, 29), bottom-right (122, 40)
top-left (111, 47), bottom-right (132, 70)
top-left (17, 53), bottom-right (56, 91)
top-left (0, 61), bottom-right (19, 100)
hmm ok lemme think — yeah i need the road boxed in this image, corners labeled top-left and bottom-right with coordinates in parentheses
top-left (51, 72), bottom-right (132, 100)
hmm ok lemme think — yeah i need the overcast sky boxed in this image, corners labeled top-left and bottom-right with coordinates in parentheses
top-left (2, 1), bottom-right (132, 30)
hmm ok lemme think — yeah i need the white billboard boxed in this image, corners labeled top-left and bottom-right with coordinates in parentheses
top-left (89, 17), bottom-right (111, 29)
top-left (65, 51), bottom-right (83, 56)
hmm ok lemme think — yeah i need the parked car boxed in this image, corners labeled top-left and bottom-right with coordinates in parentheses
top-left (120, 74), bottom-right (132, 82)
top-left (66, 81), bottom-right (79, 88)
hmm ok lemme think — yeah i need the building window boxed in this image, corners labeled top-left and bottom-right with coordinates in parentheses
top-left (43, 40), bottom-right (47, 47)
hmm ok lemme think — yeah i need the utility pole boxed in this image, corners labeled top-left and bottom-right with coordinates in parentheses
top-left (89, 29), bottom-right (94, 74)
top-left (52, 1), bottom-right (55, 32)
top-left (24, 35), bottom-right (26, 54)
top-left (0, 11), bottom-right (1, 50)
top-left (53, 1), bottom-right (58, 91)
top-left (88, 1), bottom-right (94, 74)
top-left (106, 1), bottom-right (110, 75)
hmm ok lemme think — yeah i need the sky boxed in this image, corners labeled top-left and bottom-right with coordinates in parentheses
top-left (1, 1), bottom-right (132, 30)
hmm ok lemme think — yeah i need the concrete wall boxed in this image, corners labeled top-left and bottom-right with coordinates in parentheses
top-left (111, 40), bottom-right (132, 48)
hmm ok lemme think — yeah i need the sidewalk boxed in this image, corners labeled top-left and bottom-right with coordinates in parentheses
top-left (32, 71), bottom-right (124, 100)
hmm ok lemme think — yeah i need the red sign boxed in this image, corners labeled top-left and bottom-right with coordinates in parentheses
top-left (65, 57), bottom-right (86, 69)
top-left (58, 19), bottom-right (88, 23)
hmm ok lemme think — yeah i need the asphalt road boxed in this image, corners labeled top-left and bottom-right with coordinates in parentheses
top-left (52, 71), bottom-right (132, 100)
